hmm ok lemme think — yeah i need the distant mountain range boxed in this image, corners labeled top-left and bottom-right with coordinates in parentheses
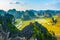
top-left (0, 9), bottom-right (60, 20)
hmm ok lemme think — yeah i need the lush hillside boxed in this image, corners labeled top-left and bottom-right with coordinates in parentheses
top-left (15, 15), bottom-right (60, 35)
top-left (0, 9), bottom-right (60, 40)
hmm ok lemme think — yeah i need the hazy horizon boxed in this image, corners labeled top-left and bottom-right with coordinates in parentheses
top-left (0, 0), bottom-right (60, 11)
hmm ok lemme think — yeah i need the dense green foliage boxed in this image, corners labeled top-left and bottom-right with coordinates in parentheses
top-left (32, 22), bottom-right (57, 40)
top-left (0, 13), bottom-right (19, 37)
top-left (0, 9), bottom-right (58, 40)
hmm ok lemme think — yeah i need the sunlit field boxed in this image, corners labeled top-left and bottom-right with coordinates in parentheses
top-left (15, 16), bottom-right (60, 34)
top-left (15, 15), bottom-right (60, 40)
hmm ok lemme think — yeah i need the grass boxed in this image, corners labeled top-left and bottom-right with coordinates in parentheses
top-left (15, 16), bottom-right (60, 35)
top-left (15, 16), bottom-right (60, 40)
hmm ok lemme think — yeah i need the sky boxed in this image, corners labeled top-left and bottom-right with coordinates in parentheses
top-left (0, 0), bottom-right (60, 11)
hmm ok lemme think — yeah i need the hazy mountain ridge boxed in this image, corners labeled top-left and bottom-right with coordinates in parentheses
top-left (0, 9), bottom-right (60, 20)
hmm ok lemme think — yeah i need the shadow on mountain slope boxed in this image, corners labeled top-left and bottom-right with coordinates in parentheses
top-left (20, 22), bottom-right (57, 40)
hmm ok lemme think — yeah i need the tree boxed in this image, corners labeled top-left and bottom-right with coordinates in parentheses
top-left (52, 17), bottom-right (57, 24)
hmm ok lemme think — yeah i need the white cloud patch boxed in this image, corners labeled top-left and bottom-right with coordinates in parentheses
top-left (0, 0), bottom-right (27, 11)
top-left (10, 1), bottom-right (21, 4)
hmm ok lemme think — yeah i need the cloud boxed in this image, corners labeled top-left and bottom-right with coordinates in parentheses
top-left (15, 2), bottom-right (20, 4)
top-left (10, 1), bottom-right (21, 4)
top-left (0, 0), bottom-right (60, 10)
